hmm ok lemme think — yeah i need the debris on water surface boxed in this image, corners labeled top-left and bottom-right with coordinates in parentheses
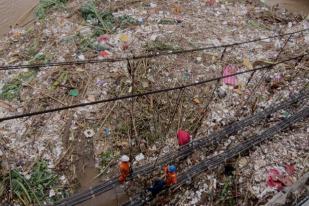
top-left (135, 153), bottom-right (145, 162)
top-left (69, 88), bottom-right (79, 97)
top-left (104, 128), bottom-right (110, 137)
top-left (223, 65), bottom-right (238, 86)
top-left (84, 129), bottom-right (95, 138)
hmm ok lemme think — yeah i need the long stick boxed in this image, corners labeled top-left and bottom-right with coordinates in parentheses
top-left (128, 59), bottom-right (136, 171)
top-left (153, 88), bottom-right (185, 168)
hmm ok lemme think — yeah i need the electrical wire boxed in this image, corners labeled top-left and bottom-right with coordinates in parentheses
top-left (0, 53), bottom-right (307, 122)
top-left (0, 29), bottom-right (308, 71)
top-left (123, 106), bottom-right (309, 206)
top-left (54, 90), bottom-right (308, 206)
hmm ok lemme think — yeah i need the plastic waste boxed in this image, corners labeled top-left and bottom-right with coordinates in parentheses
top-left (84, 129), bottom-right (95, 138)
top-left (135, 153), bottom-right (145, 162)
top-left (69, 89), bottom-right (79, 97)
top-left (223, 65), bottom-right (238, 86)
top-left (104, 128), bottom-right (110, 137)
top-left (177, 130), bottom-right (191, 146)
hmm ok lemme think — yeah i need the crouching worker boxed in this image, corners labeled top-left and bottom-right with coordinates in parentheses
top-left (177, 130), bottom-right (191, 146)
top-left (164, 165), bottom-right (177, 186)
top-left (147, 178), bottom-right (166, 197)
top-left (119, 155), bottom-right (131, 184)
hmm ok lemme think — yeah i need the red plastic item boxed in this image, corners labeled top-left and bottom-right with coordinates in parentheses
top-left (266, 168), bottom-right (284, 190)
top-left (99, 50), bottom-right (110, 57)
top-left (177, 130), bottom-right (191, 146)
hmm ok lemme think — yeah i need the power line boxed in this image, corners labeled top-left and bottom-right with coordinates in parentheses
top-left (123, 106), bottom-right (309, 206)
top-left (0, 29), bottom-right (308, 71)
top-left (0, 53), bottom-right (307, 123)
top-left (54, 90), bottom-right (308, 205)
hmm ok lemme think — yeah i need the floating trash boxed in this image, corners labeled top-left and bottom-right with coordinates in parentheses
top-left (104, 128), bottom-right (110, 137)
top-left (135, 153), bottom-right (145, 162)
top-left (84, 129), bottom-right (95, 138)
top-left (69, 89), bottom-right (79, 97)
top-left (223, 65), bottom-right (238, 86)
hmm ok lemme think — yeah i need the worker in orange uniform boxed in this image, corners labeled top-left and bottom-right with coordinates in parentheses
top-left (119, 155), bottom-right (131, 184)
top-left (164, 165), bottom-right (177, 186)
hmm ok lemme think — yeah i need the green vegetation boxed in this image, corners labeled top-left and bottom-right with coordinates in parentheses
top-left (247, 19), bottom-right (271, 30)
top-left (99, 150), bottom-right (114, 168)
top-left (219, 176), bottom-right (236, 206)
top-left (36, 0), bottom-right (68, 19)
top-left (0, 161), bottom-right (67, 205)
top-left (80, 1), bottom-right (138, 35)
top-left (50, 71), bottom-right (68, 91)
top-left (77, 35), bottom-right (97, 52)
top-left (117, 15), bottom-right (139, 29)
top-left (25, 40), bottom-right (52, 64)
top-left (80, 1), bottom-right (114, 34)
top-left (26, 40), bottom-right (40, 58)
top-left (158, 18), bottom-right (177, 25)
top-left (30, 52), bottom-right (48, 64)
top-left (0, 70), bottom-right (37, 101)
top-left (144, 39), bottom-right (182, 52)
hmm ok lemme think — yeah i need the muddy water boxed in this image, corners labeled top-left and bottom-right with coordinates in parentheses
top-left (64, 123), bottom-right (129, 206)
top-left (76, 166), bottom-right (129, 206)
top-left (77, 185), bottom-right (129, 206)
top-left (0, 0), bottom-right (38, 36)
top-left (265, 0), bottom-right (309, 15)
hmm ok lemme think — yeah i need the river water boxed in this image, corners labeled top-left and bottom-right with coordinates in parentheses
top-left (0, 0), bottom-right (38, 36)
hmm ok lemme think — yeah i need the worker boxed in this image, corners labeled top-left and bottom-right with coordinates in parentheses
top-left (119, 155), bottom-right (131, 183)
top-left (177, 129), bottom-right (191, 146)
top-left (165, 165), bottom-right (177, 186)
top-left (162, 165), bottom-right (168, 174)
top-left (147, 178), bottom-right (166, 197)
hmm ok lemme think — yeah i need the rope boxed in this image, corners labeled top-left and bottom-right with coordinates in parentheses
top-left (0, 53), bottom-right (307, 122)
top-left (0, 29), bottom-right (308, 71)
